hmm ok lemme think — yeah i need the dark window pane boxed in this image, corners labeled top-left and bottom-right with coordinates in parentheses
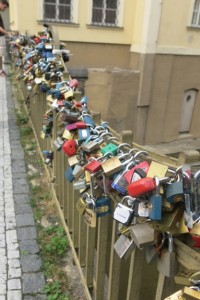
top-left (60, 0), bottom-right (71, 4)
top-left (105, 10), bottom-right (116, 23)
top-left (44, 4), bottom-right (56, 19)
top-left (44, 0), bottom-right (56, 3)
top-left (59, 5), bottom-right (71, 20)
top-left (92, 8), bottom-right (103, 22)
top-left (106, 0), bottom-right (117, 9)
top-left (93, 0), bottom-right (103, 8)
top-left (194, 0), bottom-right (200, 10)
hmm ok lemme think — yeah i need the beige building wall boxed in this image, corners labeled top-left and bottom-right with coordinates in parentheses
top-left (8, 0), bottom-right (200, 145)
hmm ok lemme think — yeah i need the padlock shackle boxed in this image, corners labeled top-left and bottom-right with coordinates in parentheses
top-left (166, 232), bottom-right (174, 253)
top-left (133, 150), bottom-right (148, 160)
top-left (193, 170), bottom-right (200, 213)
top-left (118, 143), bottom-right (131, 151)
top-left (107, 136), bottom-right (119, 143)
top-left (154, 176), bottom-right (160, 195)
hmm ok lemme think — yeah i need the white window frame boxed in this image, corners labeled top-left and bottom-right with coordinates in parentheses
top-left (190, 0), bottom-right (200, 28)
top-left (38, 0), bottom-right (79, 24)
top-left (88, 0), bottom-right (124, 27)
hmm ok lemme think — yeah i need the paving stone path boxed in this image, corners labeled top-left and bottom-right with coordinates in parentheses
top-left (0, 75), bottom-right (46, 299)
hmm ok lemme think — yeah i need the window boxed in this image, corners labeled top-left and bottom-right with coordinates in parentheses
top-left (191, 0), bottom-right (200, 27)
top-left (43, 0), bottom-right (72, 23)
top-left (92, 0), bottom-right (120, 27)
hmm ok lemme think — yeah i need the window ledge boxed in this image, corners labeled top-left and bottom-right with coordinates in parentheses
top-left (37, 20), bottom-right (79, 28)
top-left (187, 25), bottom-right (200, 30)
top-left (86, 24), bottom-right (123, 30)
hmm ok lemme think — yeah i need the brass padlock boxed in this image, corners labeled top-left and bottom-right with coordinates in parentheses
top-left (182, 286), bottom-right (200, 299)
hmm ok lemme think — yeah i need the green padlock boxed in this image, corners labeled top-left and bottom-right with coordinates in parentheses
top-left (100, 143), bottom-right (118, 156)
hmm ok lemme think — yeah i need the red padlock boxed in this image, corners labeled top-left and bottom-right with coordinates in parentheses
top-left (62, 139), bottom-right (78, 156)
top-left (127, 177), bottom-right (156, 197)
top-left (84, 158), bottom-right (102, 173)
top-left (65, 121), bottom-right (86, 131)
top-left (124, 161), bottom-right (150, 183)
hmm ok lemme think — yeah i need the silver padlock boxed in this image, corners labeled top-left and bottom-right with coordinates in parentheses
top-left (129, 222), bottom-right (155, 249)
top-left (113, 196), bottom-right (135, 226)
top-left (157, 232), bottom-right (179, 277)
top-left (114, 234), bottom-right (135, 260)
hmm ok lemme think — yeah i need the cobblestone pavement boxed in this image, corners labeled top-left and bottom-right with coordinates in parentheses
top-left (0, 75), bottom-right (46, 299)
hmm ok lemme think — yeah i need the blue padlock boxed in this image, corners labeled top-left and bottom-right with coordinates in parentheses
top-left (78, 127), bottom-right (91, 142)
top-left (95, 196), bottom-right (112, 217)
top-left (82, 113), bottom-right (95, 127)
top-left (149, 177), bottom-right (162, 220)
top-left (166, 179), bottom-right (184, 203)
top-left (64, 167), bottom-right (75, 182)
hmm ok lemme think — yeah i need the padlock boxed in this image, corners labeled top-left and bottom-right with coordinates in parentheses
top-left (123, 161), bottom-right (149, 184)
top-left (100, 152), bottom-right (130, 178)
top-left (163, 290), bottom-right (183, 300)
top-left (114, 234), bottom-right (135, 260)
top-left (111, 161), bottom-right (135, 194)
top-left (72, 164), bottom-right (85, 180)
top-left (182, 286), bottom-right (200, 299)
top-left (42, 150), bottom-right (53, 165)
top-left (151, 205), bottom-right (184, 232)
top-left (53, 136), bottom-right (64, 150)
top-left (146, 161), bottom-right (168, 178)
top-left (189, 271), bottom-right (200, 286)
top-left (101, 143), bottom-right (119, 156)
top-left (84, 197), bottom-right (97, 228)
top-left (129, 222), bottom-right (155, 249)
top-left (76, 193), bottom-right (88, 214)
top-left (62, 139), bottom-right (78, 156)
top-left (145, 232), bottom-right (165, 264)
top-left (113, 196), bottom-right (135, 226)
top-left (128, 177), bottom-right (156, 198)
top-left (73, 179), bottom-right (87, 191)
top-left (78, 127), bottom-right (91, 142)
top-left (58, 110), bottom-right (80, 124)
top-left (101, 156), bottom-right (123, 177)
top-left (81, 112), bottom-right (96, 127)
top-left (65, 123), bottom-right (79, 131)
top-left (190, 170), bottom-right (200, 247)
top-left (95, 196), bottom-right (112, 217)
top-left (183, 172), bottom-right (193, 230)
top-left (166, 176), bottom-right (184, 203)
top-left (157, 232), bottom-right (179, 277)
top-left (64, 89), bottom-right (74, 100)
top-left (62, 129), bottom-right (74, 140)
top-left (174, 269), bottom-right (196, 286)
top-left (84, 157), bottom-right (103, 174)
top-left (64, 166), bottom-right (75, 182)
top-left (149, 176), bottom-right (162, 220)
top-left (80, 136), bottom-right (103, 153)
top-left (67, 155), bottom-right (79, 167)
top-left (170, 211), bottom-right (189, 235)
top-left (133, 200), bottom-right (150, 218)
top-left (95, 172), bottom-right (112, 217)
top-left (192, 170), bottom-right (200, 220)
top-left (68, 78), bottom-right (79, 90)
